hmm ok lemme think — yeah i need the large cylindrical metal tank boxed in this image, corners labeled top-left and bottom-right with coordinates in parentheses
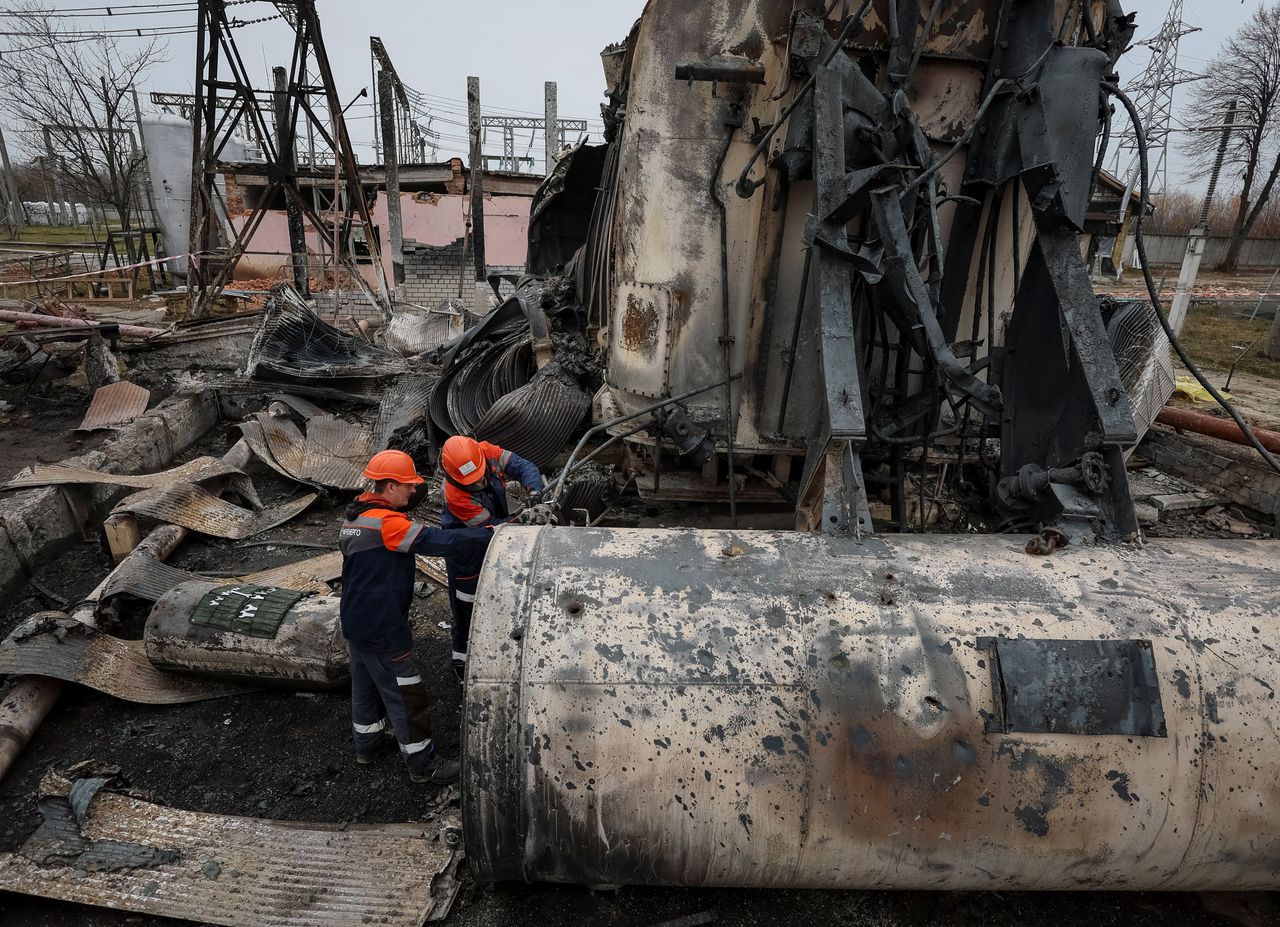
top-left (464, 526), bottom-right (1280, 890)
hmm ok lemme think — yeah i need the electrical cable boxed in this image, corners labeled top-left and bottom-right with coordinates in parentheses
top-left (734, 0), bottom-right (875, 198)
top-left (1103, 81), bottom-right (1280, 475)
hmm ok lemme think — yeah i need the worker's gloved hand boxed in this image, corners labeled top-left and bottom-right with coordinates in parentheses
top-left (512, 502), bottom-right (559, 526)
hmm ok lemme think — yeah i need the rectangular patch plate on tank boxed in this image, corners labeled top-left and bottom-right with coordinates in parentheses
top-left (191, 584), bottom-right (305, 639)
top-left (978, 637), bottom-right (1167, 737)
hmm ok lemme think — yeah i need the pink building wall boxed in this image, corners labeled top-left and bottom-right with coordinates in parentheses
top-left (229, 191), bottom-right (531, 282)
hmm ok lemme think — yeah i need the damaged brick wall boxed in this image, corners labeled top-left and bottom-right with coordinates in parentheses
top-left (1142, 426), bottom-right (1280, 520)
top-left (398, 237), bottom-right (522, 308)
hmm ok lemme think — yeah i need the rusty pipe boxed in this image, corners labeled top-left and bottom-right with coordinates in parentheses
top-left (464, 526), bottom-right (1280, 890)
top-left (0, 439), bottom-right (253, 783)
top-left (1155, 406), bottom-right (1280, 454)
top-left (0, 309), bottom-right (165, 340)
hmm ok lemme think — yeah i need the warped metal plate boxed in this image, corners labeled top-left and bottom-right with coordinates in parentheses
top-left (303, 414), bottom-right (374, 491)
top-left (0, 456), bottom-right (262, 510)
top-left (101, 551), bottom-right (339, 603)
top-left (246, 289), bottom-right (410, 382)
top-left (244, 551), bottom-right (342, 592)
top-left (79, 381), bottom-right (150, 431)
top-left (112, 485), bottom-right (316, 540)
top-left (0, 615), bottom-right (250, 704)
top-left (240, 412), bottom-right (373, 491)
top-left (0, 773), bottom-right (462, 926)
top-left (375, 375), bottom-right (436, 448)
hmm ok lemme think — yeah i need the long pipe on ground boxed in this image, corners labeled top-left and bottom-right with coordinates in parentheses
top-left (0, 309), bottom-right (165, 340)
top-left (1156, 405), bottom-right (1280, 454)
top-left (466, 526), bottom-right (1280, 891)
top-left (0, 439), bottom-right (253, 782)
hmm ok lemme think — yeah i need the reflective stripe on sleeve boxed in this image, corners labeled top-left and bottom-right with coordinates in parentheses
top-left (353, 719), bottom-right (386, 734)
top-left (399, 737), bottom-right (433, 755)
top-left (349, 515), bottom-right (384, 529)
top-left (455, 589), bottom-right (476, 603)
top-left (496, 450), bottom-right (512, 470)
top-left (395, 675), bottom-right (423, 686)
top-left (464, 510), bottom-right (490, 527)
top-left (397, 522), bottom-right (423, 552)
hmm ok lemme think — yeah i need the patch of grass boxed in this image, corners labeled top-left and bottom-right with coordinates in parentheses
top-left (0, 225), bottom-right (119, 246)
top-left (1180, 307), bottom-right (1280, 380)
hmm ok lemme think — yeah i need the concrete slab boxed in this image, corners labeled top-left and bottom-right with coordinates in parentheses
top-left (1152, 492), bottom-right (1219, 514)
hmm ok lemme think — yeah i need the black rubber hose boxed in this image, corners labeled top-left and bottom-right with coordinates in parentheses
top-left (1103, 82), bottom-right (1280, 475)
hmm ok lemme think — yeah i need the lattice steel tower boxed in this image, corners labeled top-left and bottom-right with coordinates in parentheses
top-left (1110, 0), bottom-right (1201, 201)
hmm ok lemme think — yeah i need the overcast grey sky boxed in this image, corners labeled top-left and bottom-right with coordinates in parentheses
top-left (0, 1), bottom-right (1262, 189)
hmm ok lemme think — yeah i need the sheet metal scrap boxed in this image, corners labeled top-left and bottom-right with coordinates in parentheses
top-left (100, 551), bottom-right (341, 604)
top-left (0, 771), bottom-right (463, 926)
top-left (238, 409), bottom-right (373, 492)
top-left (111, 484), bottom-right (317, 540)
top-left (78, 381), bottom-right (150, 431)
top-left (246, 285), bottom-right (410, 383)
top-left (1, 456), bottom-right (262, 509)
top-left (0, 613), bottom-right (250, 704)
top-left (375, 374), bottom-right (437, 448)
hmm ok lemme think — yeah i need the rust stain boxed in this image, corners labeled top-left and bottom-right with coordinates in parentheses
top-left (79, 381), bottom-right (150, 432)
top-left (620, 293), bottom-right (661, 355)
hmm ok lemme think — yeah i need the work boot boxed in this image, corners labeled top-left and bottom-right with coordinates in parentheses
top-left (410, 757), bottom-right (461, 785)
top-left (355, 730), bottom-right (396, 765)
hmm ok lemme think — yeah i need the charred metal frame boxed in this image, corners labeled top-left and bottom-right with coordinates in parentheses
top-left (745, 1), bottom-right (1141, 538)
top-left (188, 0), bottom-right (390, 318)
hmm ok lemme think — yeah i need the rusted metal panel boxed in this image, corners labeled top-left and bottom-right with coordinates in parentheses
top-left (111, 484), bottom-right (316, 540)
top-left (239, 410), bottom-right (373, 491)
top-left (0, 771), bottom-right (462, 926)
top-left (0, 614), bottom-right (250, 704)
top-left (1, 456), bottom-right (261, 510)
top-left (465, 526), bottom-right (1280, 890)
top-left (100, 551), bottom-right (337, 604)
top-left (78, 381), bottom-right (150, 431)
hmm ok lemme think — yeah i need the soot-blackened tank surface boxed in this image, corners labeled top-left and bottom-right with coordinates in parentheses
top-left (463, 526), bottom-right (1280, 890)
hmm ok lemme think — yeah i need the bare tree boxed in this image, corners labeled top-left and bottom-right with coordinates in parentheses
top-left (1182, 4), bottom-right (1280, 272)
top-left (0, 3), bottom-right (166, 253)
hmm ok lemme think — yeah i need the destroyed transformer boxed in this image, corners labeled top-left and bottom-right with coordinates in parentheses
top-left (530, 0), bottom-right (1140, 539)
top-left (458, 0), bottom-right (1280, 898)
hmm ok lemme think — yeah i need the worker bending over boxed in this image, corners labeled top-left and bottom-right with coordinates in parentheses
top-left (440, 435), bottom-right (545, 679)
top-left (339, 450), bottom-right (490, 784)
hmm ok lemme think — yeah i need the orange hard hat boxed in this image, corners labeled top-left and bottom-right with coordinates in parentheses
top-left (363, 449), bottom-right (424, 485)
top-left (442, 435), bottom-right (486, 485)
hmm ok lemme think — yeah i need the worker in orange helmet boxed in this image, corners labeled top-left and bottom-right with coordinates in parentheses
top-left (439, 435), bottom-right (545, 680)
top-left (338, 449), bottom-right (490, 784)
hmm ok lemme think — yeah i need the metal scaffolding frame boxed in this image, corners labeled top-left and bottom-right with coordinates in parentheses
top-left (187, 0), bottom-right (390, 318)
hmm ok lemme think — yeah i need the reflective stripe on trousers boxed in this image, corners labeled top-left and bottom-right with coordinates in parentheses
top-left (348, 644), bottom-right (435, 772)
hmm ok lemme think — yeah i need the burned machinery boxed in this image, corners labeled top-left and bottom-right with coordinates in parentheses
top-left (457, 0), bottom-right (1280, 895)
top-left (522, 0), bottom-right (1144, 540)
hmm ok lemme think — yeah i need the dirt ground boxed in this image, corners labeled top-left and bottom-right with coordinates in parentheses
top-left (0, 387), bottom-right (1277, 927)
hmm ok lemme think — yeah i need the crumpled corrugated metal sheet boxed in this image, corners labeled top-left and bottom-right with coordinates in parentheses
top-left (0, 614), bottom-right (250, 704)
top-left (246, 286), bottom-right (410, 383)
top-left (471, 370), bottom-right (591, 470)
top-left (79, 381), bottom-right (150, 431)
top-left (239, 411), bottom-right (373, 491)
top-left (375, 375), bottom-right (437, 448)
top-left (0, 456), bottom-right (262, 510)
top-left (101, 552), bottom-right (340, 603)
top-left (0, 771), bottom-right (463, 926)
top-left (112, 484), bottom-right (317, 540)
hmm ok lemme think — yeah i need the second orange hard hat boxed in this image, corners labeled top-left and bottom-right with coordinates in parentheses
top-left (441, 435), bottom-right (486, 486)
